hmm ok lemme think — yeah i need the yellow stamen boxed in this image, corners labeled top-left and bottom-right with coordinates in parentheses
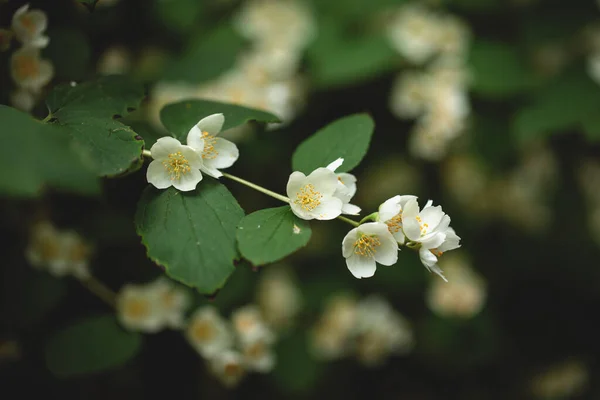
top-left (386, 212), bottom-right (403, 233)
top-left (13, 54), bottom-right (39, 80)
top-left (416, 216), bottom-right (429, 236)
top-left (294, 184), bottom-right (322, 212)
top-left (353, 234), bottom-right (381, 257)
top-left (124, 299), bottom-right (150, 319)
top-left (162, 151), bottom-right (191, 181)
top-left (201, 131), bottom-right (219, 159)
top-left (190, 320), bottom-right (215, 342)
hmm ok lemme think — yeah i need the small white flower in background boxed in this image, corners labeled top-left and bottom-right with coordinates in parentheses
top-left (10, 47), bottom-right (53, 92)
top-left (389, 71), bottom-right (430, 119)
top-left (239, 327), bottom-right (276, 373)
top-left (354, 296), bottom-right (414, 367)
top-left (287, 167), bottom-right (344, 220)
top-left (11, 4), bottom-right (49, 48)
top-left (401, 198), bottom-right (461, 281)
top-left (342, 222), bottom-right (398, 279)
top-left (530, 359), bottom-right (589, 399)
top-left (426, 253), bottom-right (486, 319)
top-left (256, 267), bottom-right (302, 330)
top-left (377, 195), bottom-right (418, 245)
top-left (310, 294), bottom-right (357, 360)
top-left (97, 45), bottom-right (132, 75)
top-left (386, 5), bottom-right (442, 64)
top-left (147, 278), bottom-right (190, 329)
top-left (10, 87), bottom-right (36, 112)
top-left (185, 306), bottom-right (234, 358)
top-left (186, 113), bottom-right (239, 178)
top-left (116, 284), bottom-right (164, 333)
top-left (326, 158), bottom-right (361, 215)
top-left (26, 221), bottom-right (92, 280)
top-left (208, 350), bottom-right (246, 388)
top-left (231, 305), bottom-right (274, 344)
top-left (146, 137), bottom-right (203, 191)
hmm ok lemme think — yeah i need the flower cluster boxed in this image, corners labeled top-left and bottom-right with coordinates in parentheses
top-left (185, 305), bottom-right (278, 387)
top-left (116, 278), bottom-right (190, 332)
top-left (25, 220), bottom-right (92, 280)
top-left (311, 294), bottom-right (413, 366)
top-left (2, 4), bottom-right (54, 112)
top-left (340, 195), bottom-right (460, 281)
top-left (147, 114), bottom-right (239, 191)
top-left (256, 267), bottom-right (302, 330)
top-left (386, 4), bottom-right (471, 161)
top-left (149, 0), bottom-right (315, 132)
top-left (426, 253), bottom-right (487, 319)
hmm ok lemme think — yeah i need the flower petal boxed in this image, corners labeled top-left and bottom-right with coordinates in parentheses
top-left (326, 158), bottom-right (344, 172)
top-left (204, 138), bottom-right (239, 169)
top-left (147, 160), bottom-right (172, 189)
top-left (419, 205), bottom-right (444, 231)
top-left (341, 203), bottom-right (361, 215)
top-left (151, 137), bottom-right (181, 160)
top-left (346, 254), bottom-right (377, 279)
top-left (196, 113), bottom-right (225, 136)
top-left (286, 171), bottom-right (307, 199)
top-left (419, 247), bottom-right (438, 268)
top-left (313, 197), bottom-right (343, 220)
top-left (373, 235), bottom-right (399, 266)
top-left (306, 167), bottom-right (338, 196)
top-left (173, 168), bottom-right (203, 191)
top-left (342, 228), bottom-right (359, 258)
top-left (180, 145), bottom-right (204, 169)
top-left (201, 165), bottom-right (223, 179)
top-left (401, 199), bottom-right (422, 241)
top-left (378, 196), bottom-right (402, 222)
top-left (186, 125), bottom-right (205, 151)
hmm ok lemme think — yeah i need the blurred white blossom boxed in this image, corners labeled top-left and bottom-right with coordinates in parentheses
top-left (208, 350), bottom-right (246, 388)
top-left (530, 359), bottom-right (589, 399)
top-left (26, 221), bottom-right (92, 280)
top-left (186, 306), bottom-right (234, 358)
top-left (10, 46), bottom-right (53, 92)
top-left (11, 4), bottom-right (49, 48)
top-left (310, 294), bottom-right (358, 360)
top-left (426, 253), bottom-right (487, 318)
top-left (256, 267), bottom-right (302, 330)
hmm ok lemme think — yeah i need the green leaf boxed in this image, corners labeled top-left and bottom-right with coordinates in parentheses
top-left (308, 21), bottom-right (398, 88)
top-left (0, 105), bottom-right (100, 197)
top-left (162, 24), bottom-right (246, 84)
top-left (237, 206), bottom-right (312, 266)
top-left (46, 76), bottom-right (145, 177)
top-left (512, 70), bottom-right (600, 145)
top-left (292, 113), bottom-right (374, 174)
top-left (135, 181), bottom-right (245, 294)
top-left (469, 40), bottom-right (536, 98)
top-left (45, 314), bottom-right (142, 378)
top-left (160, 100), bottom-right (280, 142)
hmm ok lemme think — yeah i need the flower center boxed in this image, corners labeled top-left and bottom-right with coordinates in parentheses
top-left (224, 362), bottom-right (243, 377)
top-left (14, 54), bottom-right (40, 80)
top-left (191, 320), bottom-right (215, 342)
top-left (294, 184), bottom-right (322, 211)
top-left (20, 15), bottom-right (37, 33)
top-left (244, 341), bottom-right (266, 359)
top-left (162, 151), bottom-right (191, 181)
top-left (353, 234), bottom-right (381, 257)
top-left (201, 131), bottom-right (218, 159)
top-left (124, 299), bottom-right (150, 319)
top-left (386, 212), bottom-right (403, 233)
top-left (415, 216), bottom-right (429, 236)
top-left (430, 248), bottom-right (443, 257)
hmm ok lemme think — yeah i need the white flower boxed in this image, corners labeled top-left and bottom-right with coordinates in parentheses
top-left (256, 267), bottom-right (302, 330)
top-left (287, 167), bottom-right (344, 220)
top-left (11, 4), bottom-right (49, 48)
top-left (147, 278), bottom-right (190, 329)
top-left (10, 88), bottom-right (36, 112)
top-left (185, 306), bottom-right (234, 358)
top-left (386, 5), bottom-right (442, 64)
top-left (116, 284), bottom-right (164, 333)
top-left (377, 195), bottom-right (418, 244)
top-left (186, 113), bottom-right (239, 178)
top-left (354, 296), bottom-right (414, 366)
top-left (231, 305), bottom-right (274, 344)
top-left (146, 137), bottom-right (203, 191)
top-left (326, 158), bottom-right (361, 215)
top-left (239, 329), bottom-right (276, 373)
top-left (208, 350), bottom-right (246, 388)
top-left (310, 294), bottom-right (357, 360)
top-left (426, 253), bottom-right (486, 319)
top-left (341, 222), bottom-right (399, 279)
top-left (401, 199), bottom-right (461, 281)
top-left (25, 221), bottom-right (91, 280)
top-left (10, 47), bottom-right (53, 91)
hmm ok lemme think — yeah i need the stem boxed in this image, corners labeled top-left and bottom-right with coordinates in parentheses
top-left (78, 276), bottom-right (117, 308)
top-left (337, 215), bottom-right (360, 227)
top-left (221, 172), bottom-right (290, 203)
top-left (142, 149), bottom-right (152, 158)
top-left (42, 113), bottom-right (53, 123)
top-left (359, 212), bottom-right (378, 224)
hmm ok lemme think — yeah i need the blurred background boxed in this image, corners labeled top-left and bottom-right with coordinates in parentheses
top-left (2, 0), bottom-right (600, 398)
